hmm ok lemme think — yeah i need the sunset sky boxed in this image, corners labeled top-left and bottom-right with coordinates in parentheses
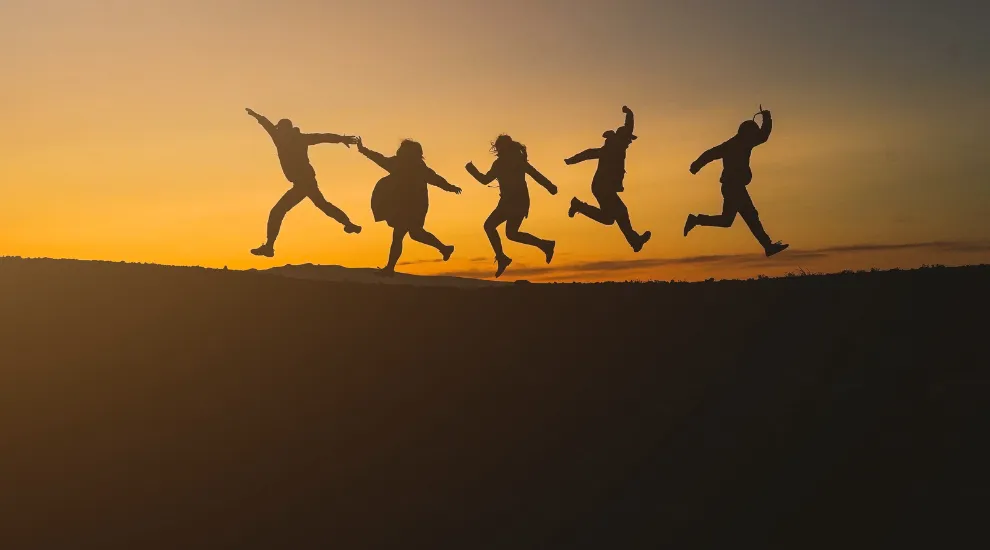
top-left (2, 0), bottom-right (988, 281)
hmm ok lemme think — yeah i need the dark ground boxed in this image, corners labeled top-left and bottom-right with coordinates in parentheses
top-left (1, 257), bottom-right (986, 549)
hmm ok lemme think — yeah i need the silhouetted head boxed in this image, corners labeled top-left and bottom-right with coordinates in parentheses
top-left (603, 128), bottom-right (636, 148)
top-left (396, 139), bottom-right (424, 162)
top-left (491, 134), bottom-right (528, 162)
top-left (276, 119), bottom-right (299, 135)
top-left (738, 119), bottom-right (760, 140)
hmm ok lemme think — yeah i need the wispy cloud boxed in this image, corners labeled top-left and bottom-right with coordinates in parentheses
top-left (430, 240), bottom-right (990, 280)
top-left (399, 256), bottom-right (489, 266)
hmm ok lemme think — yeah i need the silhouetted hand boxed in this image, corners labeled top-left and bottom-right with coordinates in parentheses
top-left (622, 106), bottom-right (632, 114)
top-left (450, 185), bottom-right (463, 195)
top-left (465, 162), bottom-right (476, 172)
top-left (246, 108), bottom-right (258, 117)
top-left (355, 137), bottom-right (365, 151)
top-left (564, 157), bottom-right (576, 165)
top-left (689, 161), bottom-right (702, 175)
top-left (341, 135), bottom-right (358, 148)
top-left (547, 183), bottom-right (559, 195)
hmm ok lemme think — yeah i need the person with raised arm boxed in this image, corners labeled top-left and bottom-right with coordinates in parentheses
top-left (245, 108), bottom-right (361, 258)
top-left (466, 135), bottom-right (557, 278)
top-left (684, 106), bottom-right (788, 257)
top-left (565, 106), bottom-right (651, 252)
top-left (355, 137), bottom-right (461, 276)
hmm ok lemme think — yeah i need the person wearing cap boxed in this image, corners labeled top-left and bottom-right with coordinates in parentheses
top-left (244, 108), bottom-right (362, 258)
top-left (684, 107), bottom-right (788, 257)
top-left (564, 106), bottom-right (652, 252)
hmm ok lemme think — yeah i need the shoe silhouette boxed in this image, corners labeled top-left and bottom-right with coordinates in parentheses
top-left (633, 231), bottom-right (651, 253)
top-left (250, 243), bottom-right (275, 258)
top-left (495, 255), bottom-right (513, 278)
top-left (543, 241), bottom-right (556, 264)
top-left (765, 242), bottom-right (789, 257)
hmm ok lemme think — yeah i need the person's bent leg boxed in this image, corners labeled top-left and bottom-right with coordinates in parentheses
top-left (409, 227), bottom-right (455, 261)
top-left (506, 216), bottom-right (555, 264)
top-left (305, 185), bottom-right (361, 233)
top-left (505, 217), bottom-right (550, 251)
top-left (267, 187), bottom-right (307, 244)
top-left (484, 210), bottom-right (507, 259)
top-left (572, 199), bottom-right (615, 225)
top-left (739, 206), bottom-right (772, 248)
top-left (384, 227), bottom-right (407, 272)
top-left (607, 198), bottom-right (650, 252)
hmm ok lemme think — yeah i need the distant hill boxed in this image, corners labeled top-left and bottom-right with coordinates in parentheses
top-left (0, 256), bottom-right (986, 548)
top-left (262, 262), bottom-right (504, 288)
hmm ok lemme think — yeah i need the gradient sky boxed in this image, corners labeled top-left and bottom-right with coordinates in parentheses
top-left (2, 0), bottom-right (988, 281)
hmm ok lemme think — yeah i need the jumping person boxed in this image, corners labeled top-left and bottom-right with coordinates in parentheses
top-left (466, 135), bottom-right (557, 278)
top-left (355, 137), bottom-right (462, 276)
top-left (684, 106), bottom-right (788, 257)
top-left (565, 106), bottom-right (651, 252)
top-left (245, 108), bottom-right (361, 258)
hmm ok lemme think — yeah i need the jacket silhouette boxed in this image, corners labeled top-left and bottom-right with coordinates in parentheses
top-left (685, 108), bottom-right (788, 257)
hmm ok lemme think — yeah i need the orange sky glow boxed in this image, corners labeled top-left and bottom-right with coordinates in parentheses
top-left (2, 1), bottom-right (988, 281)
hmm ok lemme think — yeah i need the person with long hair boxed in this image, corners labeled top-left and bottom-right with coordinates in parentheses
top-left (356, 137), bottom-right (462, 275)
top-left (244, 108), bottom-right (361, 258)
top-left (684, 106), bottom-right (788, 257)
top-left (565, 106), bottom-right (651, 252)
top-left (466, 135), bottom-right (557, 278)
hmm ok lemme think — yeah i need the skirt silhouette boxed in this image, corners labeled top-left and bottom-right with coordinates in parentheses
top-left (371, 174), bottom-right (429, 230)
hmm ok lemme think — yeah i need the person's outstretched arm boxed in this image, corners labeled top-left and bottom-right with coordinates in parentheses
top-left (690, 142), bottom-right (727, 174)
top-left (754, 109), bottom-right (772, 145)
top-left (246, 108), bottom-right (276, 137)
top-left (620, 105), bottom-right (634, 136)
top-left (356, 138), bottom-right (393, 172)
top-left (565, 148), bottom-right (601, 165)
top-left (304, 133), bottom-right (359, 147)
top-left (465, 161), bottom-right (497, 185)
top-left (526, 162), bottom-right (558, 195)
top-left (427, 169), bottom-right (462, 194)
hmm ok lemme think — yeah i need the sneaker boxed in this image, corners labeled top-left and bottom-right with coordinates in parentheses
top-left (543, 241), bottom-right (556, 264)
top-left (568, 198), bottom-right (581, 218)
top-left (632, 231), bottom-right (651, 253)
top-left (344, 223), bottom-right (362, 234)
top-left (765, 241), bottom-right (789, 257)
top-left (495, 255), bottom-right (513, 278)
top-left (683, 215), bottom-right (698, 237)
top-left (250, 243), bottom-right (274, 258)
top-left (441, 245), bottom-right (455, 262)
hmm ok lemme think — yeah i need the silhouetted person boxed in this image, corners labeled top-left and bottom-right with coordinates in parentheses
top-left (684, 107), bottom-right (788, 256)
top-left (245, 108), bottom-right (361, 258)
top-left (356, 137), bottom-right (462, 276)
top-left (466, 135), bottom-right (557, 278)
top-left (565, 106), bottom-right (651, 252)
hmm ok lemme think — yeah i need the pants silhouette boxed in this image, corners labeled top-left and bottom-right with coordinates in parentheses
top-left (572, 190), bottom-right (641, 247)
top-left (387, 226), bottom-right (448, 269)
top-left (267, 180), bottom-right (350, 244)
top-left (484, 208), bottom-right (551, 259)
top-left (694, 183), bottom-right (772, 247)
